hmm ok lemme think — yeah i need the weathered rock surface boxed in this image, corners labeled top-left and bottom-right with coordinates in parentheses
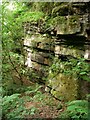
top-left (23, 2), bottom-right (90, 101)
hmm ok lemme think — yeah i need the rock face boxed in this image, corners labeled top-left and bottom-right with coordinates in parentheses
top-left (23, 2), bottom-right (90, 101)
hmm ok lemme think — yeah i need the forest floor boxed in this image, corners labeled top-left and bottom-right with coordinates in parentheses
top-left (3, 82), bottom-right (88, 119)
top-left (2, 80), bottom-right (67, 120)
top-left (18, 84), bottom-right (66, 119)
top-left (24, 92), bottom-right (65, 119)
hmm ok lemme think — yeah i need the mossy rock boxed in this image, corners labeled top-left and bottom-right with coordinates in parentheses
top-left (48, 73), bottom-right (78, 101)
top-left (52, 3), bottom-right (74, 16)
top-left (46, 15), bottom-right (83, 34)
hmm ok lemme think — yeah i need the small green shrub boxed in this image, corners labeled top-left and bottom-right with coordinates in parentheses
top-left (59, 100), bottom-right (88, 119)
top-left (50, 58), bottom-right (90, 82)
top-left (2, 84), bottom-right (43, 119)
top-left (2, 94), bottom-right (21, 119)
top-left (2, 94), bottom-right (37, 119)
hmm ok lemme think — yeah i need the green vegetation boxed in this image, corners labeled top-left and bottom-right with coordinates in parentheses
top-left (50, 57), bottom-right (90, 82)
top-left (59, 100), bottom-right (88, 119)
top-left (2, 85), bottom-right (43, 119)
top-left (1, 1), bottom-right (90, 119)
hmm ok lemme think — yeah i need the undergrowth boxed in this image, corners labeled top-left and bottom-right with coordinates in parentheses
top-left (2, 83), bottom-right (89, 119)
top-left (2, 84), bottom-right (44, 119)
top-left (59, 100), bottom-right (89, 119)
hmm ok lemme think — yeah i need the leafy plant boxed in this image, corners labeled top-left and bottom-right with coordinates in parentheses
top-left (59, 100), bottom-right (88, 119)
top-left (50, 58), bottom-right (90, 82)
top-left (2, 94), bottom-right (20, 118)
top-left (2, 93), bottom-right (37, 119)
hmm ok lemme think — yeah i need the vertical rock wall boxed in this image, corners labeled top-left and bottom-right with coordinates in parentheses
top-left (23, 2), bottom-right (90, 101)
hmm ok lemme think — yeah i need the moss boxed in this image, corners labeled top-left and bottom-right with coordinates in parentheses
top-left (69, 15), bottom-right (80, 25)
top-left (49, 73), bottom-right (78, 101)
top-left (45, 14), bottom-right (82, 34)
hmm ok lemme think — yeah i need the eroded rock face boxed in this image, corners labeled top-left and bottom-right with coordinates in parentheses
top-left (24, 34), bottom-right (54, 68)
top-left (84, 49), bottom-right (90, 60)
top-left (55, 45), bottom-right (84, 58)
top-left (25, 51), bottom-right (32, 67)
top-left (50, 2), bottom-right (90, 36)
top-left (55, 15), bottom-right (82, 35)
top-left (23, 2), bottom-right (90, 101)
